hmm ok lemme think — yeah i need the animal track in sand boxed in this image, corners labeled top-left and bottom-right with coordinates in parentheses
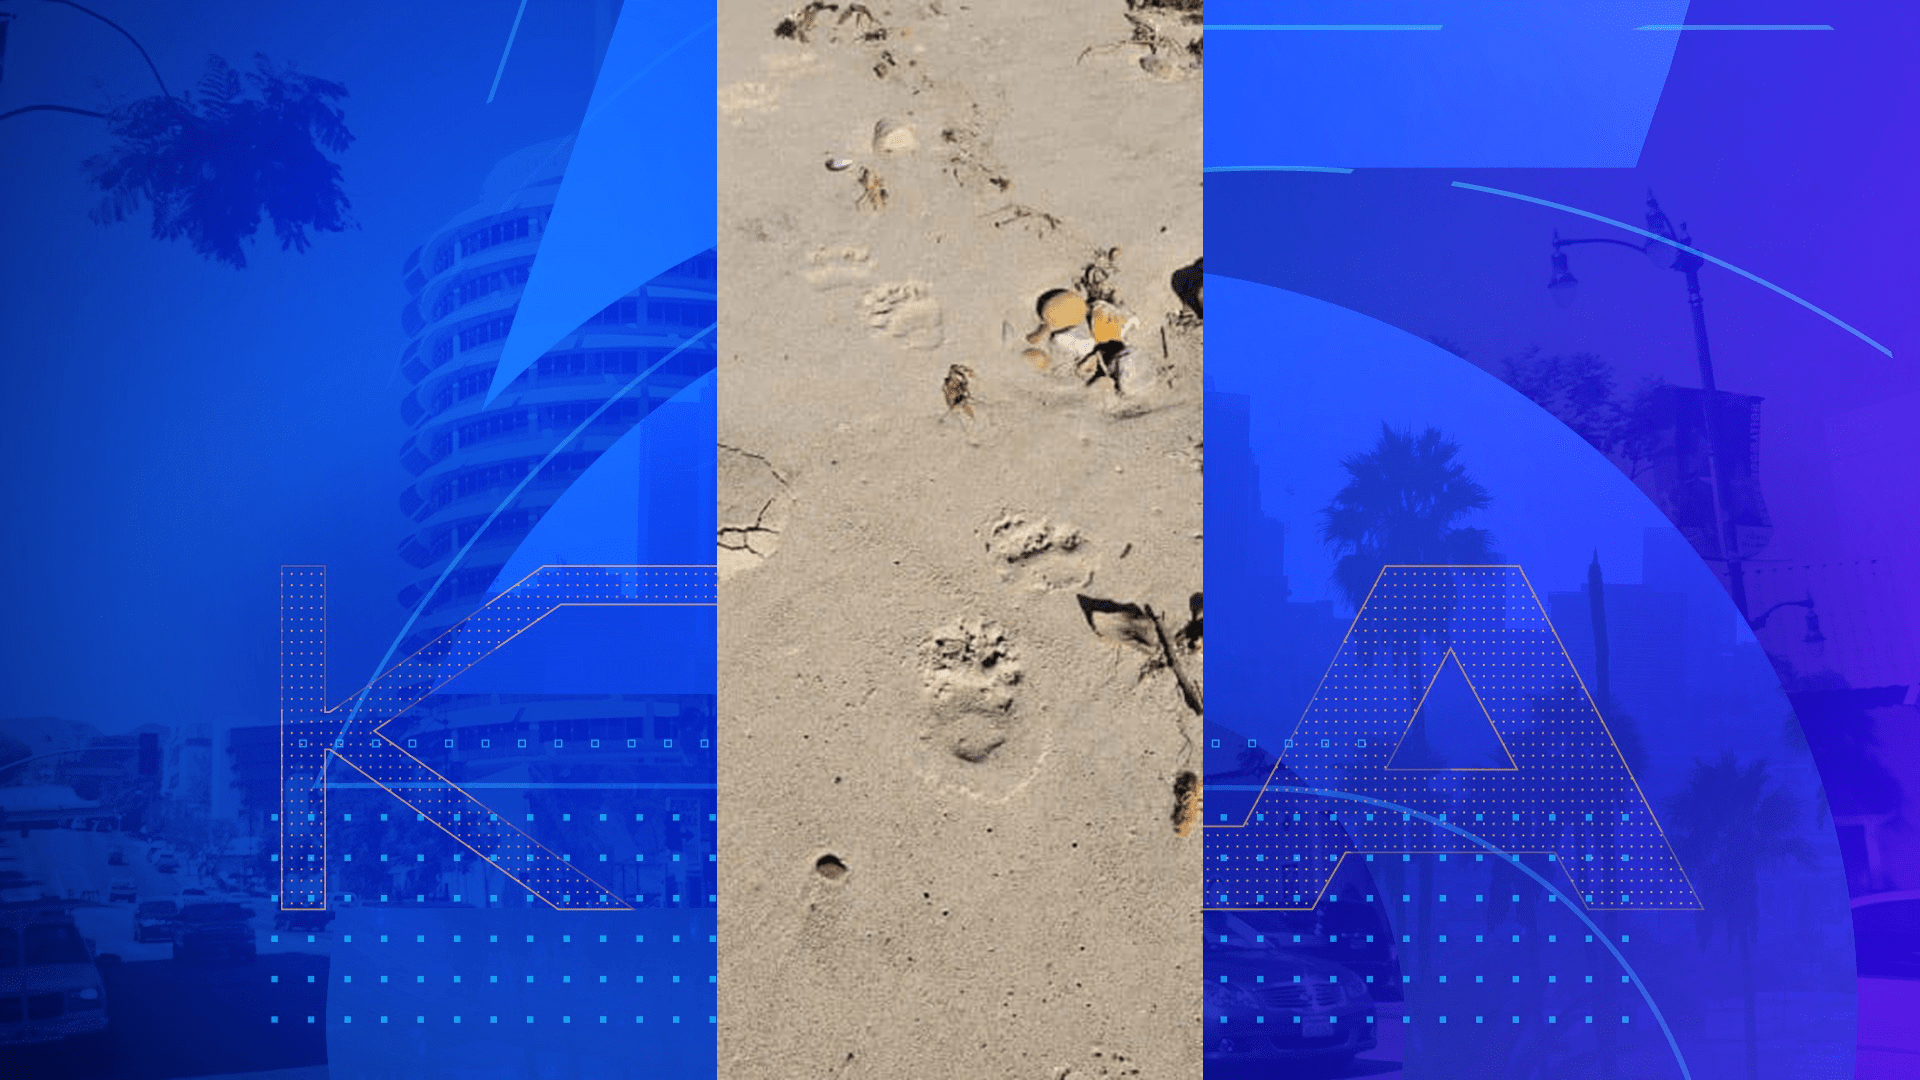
top-left (861, 281), bottom-right (945, 350)
top-left (918, 617), bottom-right (1020, 762)
top-left (718, 81), bottom-right (780, 123)
top-left (717, 444), bottom-right (793, 580)
top-left (802, 245), bottom-right (873, 290)
top-left (982, 512), bottom-right (1095, 592)
top-left (913, 617), bottom-right (1051, 800)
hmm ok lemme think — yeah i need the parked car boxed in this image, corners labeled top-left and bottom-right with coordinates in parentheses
top-left (1204, 911), bottom-right (1378, 1071)
top-left (1251, 894), bottom-right (1403, 1000)
top-left (153, 852), bottom-right (180, 874)
top-left (0, 904), bottom-right (110, 1049)
top-left (106, 878), bottom-right (137, 903)
top-left (171, 903), bottom-right (256, 963)
top-left (106, 848), bottom-right (126, 867)
top-left (131, 900), bottom-right (177, 943)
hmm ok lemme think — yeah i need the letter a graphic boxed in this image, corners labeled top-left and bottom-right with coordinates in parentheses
top-left (1206, 566), bottom-right (1699, 911)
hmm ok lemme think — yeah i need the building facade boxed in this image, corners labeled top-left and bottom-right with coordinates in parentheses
top-left (380, 137), bottom-right (717, 907)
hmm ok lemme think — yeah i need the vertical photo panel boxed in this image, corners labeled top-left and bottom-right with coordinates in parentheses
top-left (716, 1), bottom-right (1202, 1076)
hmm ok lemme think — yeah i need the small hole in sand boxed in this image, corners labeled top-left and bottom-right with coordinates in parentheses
top-left (815, 854), bottom-right (848, 880)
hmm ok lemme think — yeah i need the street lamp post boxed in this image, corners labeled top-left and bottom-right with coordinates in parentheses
top-left (1752, 597), bottom-right (1824, 646)
top-left (1547, 193), bottom-right (1751, 620)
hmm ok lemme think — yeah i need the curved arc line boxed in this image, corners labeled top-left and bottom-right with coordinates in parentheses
top-left (1225, 785), bottom-right (1694, 1080)
top-left (335, 323), bottom-right (718, 751)
top-left (1450, 181), bottom-right (1892, 357)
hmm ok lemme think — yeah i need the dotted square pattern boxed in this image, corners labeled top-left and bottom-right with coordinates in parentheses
top-left (1206, 566), bottom-right (1700, 911)
top-left (280, 564), bottom-right (716, 911)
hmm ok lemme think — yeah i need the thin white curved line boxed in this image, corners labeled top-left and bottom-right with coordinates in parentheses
top-left (1217, 785), bottom-right (1694, 1080)
top-left (1452, 181), bottom-right (1892, 358)
top-left (327, 321), bottom-right (717, 766)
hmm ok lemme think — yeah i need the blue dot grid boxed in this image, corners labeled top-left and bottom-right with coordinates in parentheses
top-left (1205, 566), bottom-right (1699, 912)
top-left (308, 908), bottom-right (715, 1067)
top-left (281, 564), bottom-right (716, 911)
top-left (1210, 891), bottom-right (1655, 1035)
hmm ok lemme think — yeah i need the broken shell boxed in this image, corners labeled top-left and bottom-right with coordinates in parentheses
top-left (1021, 348), bottom-right (1051, 371)
top-left (826, 157), bottom-right (854, 172)
top-left (1089, 300), bottom-right (1136, 344)
top-left (873, 119), bottom-right (917, 154)
top-left (1025, 325), bottom-right (1050, 345)
top-left (1037, 289), bottom-right (1088, 331)
top-left (1046, 323), bottom-right (1097, 368)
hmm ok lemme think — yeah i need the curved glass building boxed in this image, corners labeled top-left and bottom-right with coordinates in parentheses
top-left (396, 137), bottom-right (715, 649)
top-left (362, 137), bottom-right (716, 908)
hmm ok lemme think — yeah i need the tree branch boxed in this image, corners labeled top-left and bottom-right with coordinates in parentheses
top-left (21, 0), bottom-right (172, 97)
top-left (0, 102), bottom-right (109, 122)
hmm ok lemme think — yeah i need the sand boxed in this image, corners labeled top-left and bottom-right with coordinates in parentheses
top-left (715, 1), bottom-right (1203, 1074)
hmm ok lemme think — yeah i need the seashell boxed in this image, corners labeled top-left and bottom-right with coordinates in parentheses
top-left (1037, 289), bottom-right (1088, 331)
top-left (825, 157), bottom-right (854, 172)
top-left (1025, 325), bottom-right (1050, 345)
top-left (1089, 300), bottom-right (1136, 345)
top-left (872, 119), bottom-right (917, 154)
top-left (1022, 348), bottom-right (1051, 372)
top-left (1046, 324), bottom-right (1097, 368)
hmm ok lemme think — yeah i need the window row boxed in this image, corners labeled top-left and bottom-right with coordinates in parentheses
top-left (432, 263), bottom-right (531, 320)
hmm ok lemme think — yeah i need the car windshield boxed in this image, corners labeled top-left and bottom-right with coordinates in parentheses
top-left (138, 901), bottom-right (177, 915)
top-left (22, 922), bottom-right (90, 965)
top-left (177, 903), bottom-right (250, 922)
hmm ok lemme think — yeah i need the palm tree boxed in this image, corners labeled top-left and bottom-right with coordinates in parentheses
top-left (1319, 422), bottom-right (1500, 612)
top-left (1666, 754), bottom-right (1814, 1080)
top-left (2, 2), bottom-right (353, 268)
top-left (1319, 423), bottom-right (1498, 1057)
top-left (1320, 422), bottom-right (1500, 762)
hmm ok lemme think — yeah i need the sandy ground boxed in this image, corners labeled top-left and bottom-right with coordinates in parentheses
top-left (716, 1), bottom-right (1203, 1076)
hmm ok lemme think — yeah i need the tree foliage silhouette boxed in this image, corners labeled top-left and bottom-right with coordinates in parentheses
top-left (1498, 348), bottom-right (1667, 481)
top-left (81, 53), bottom-right (355, 268)
top-left (1667, 754), bottom-right (1814, 1080)
top-left (1319, 422), bottom-right (1500, 612)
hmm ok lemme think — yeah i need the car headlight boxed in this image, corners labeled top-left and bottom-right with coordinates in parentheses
top-left (69, 987), bottom-right (104, 1009)
top-left (1339, 979), bottom-right (1369, 1004)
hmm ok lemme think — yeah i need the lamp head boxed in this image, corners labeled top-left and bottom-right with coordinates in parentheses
top-left (1548, 246), bottom-right (1579, 307)
top-left (1802, 605), bottom-right (1826, 646)
top-left (1642, 193), bottom-right (1683, 269)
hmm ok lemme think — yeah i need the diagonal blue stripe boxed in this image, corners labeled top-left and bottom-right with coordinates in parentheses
top-left (485, 0), bottom-right (534, 103)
